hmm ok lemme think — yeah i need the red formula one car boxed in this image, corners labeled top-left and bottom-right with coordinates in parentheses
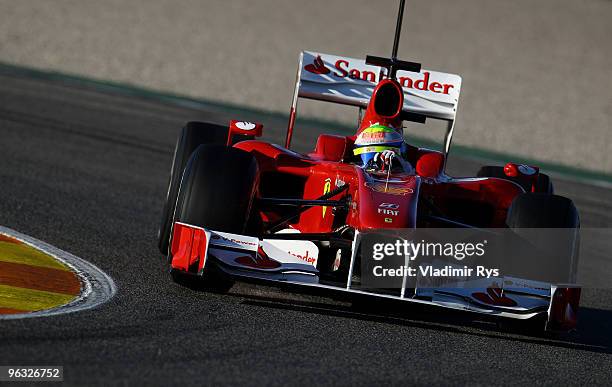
top-left (158, 3), bottom-right (580, 332)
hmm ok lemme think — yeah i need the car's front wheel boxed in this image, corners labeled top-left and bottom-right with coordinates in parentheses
top-left (169, 144), bottom-right (259, 290)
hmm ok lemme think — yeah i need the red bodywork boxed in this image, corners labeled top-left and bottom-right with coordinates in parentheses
top-left (233, 79), bottom-right (525, 234)
top-left (170, 222), bottom-right (209, 273)
top-left (166, 71), bottom-right (577, 332)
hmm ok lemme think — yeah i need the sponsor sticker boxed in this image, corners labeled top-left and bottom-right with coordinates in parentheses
top-left (303, 53), bottom-right (458, 96)
top-left (472, 284), bottom-right (518, 307)
top-left (210, 231), bottom-right (259, 251)
top-left (322, 178), bottom-right (332, 217)
top-left (235, 121), bottom-right (257, 131)
top-left (378, 202), bottom-right (400, 217)
top-left (304, 55), bottom-right (331, 75)
top-left (365, 182), bottom-right (413, 196)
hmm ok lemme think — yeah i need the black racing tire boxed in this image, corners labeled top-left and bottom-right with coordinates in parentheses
top-left (158, 121), bottom-right (231, 255)
top-left (505, 193), bottom-right (580, 284)
top-left (506, 193), bottom-right (579, 229)
top-left (174, 144), bottom-right (258, 232)
top-left (477, 165), bottom-right (553, 194)
top-left (169, 144), bottom-right (259, 290)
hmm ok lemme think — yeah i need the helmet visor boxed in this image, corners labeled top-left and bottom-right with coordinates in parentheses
top-left (354, 145), bottom-right (401, 167)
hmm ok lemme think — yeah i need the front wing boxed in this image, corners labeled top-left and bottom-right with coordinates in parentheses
top-left (169, 222), bottom-right (580, 331)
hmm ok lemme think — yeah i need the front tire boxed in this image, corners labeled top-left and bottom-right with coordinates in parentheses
top-left (169, 144), bottom-right (259, 290)
top-left (158, 121), bottom-right (232, 255)
top-left (174, 144), bottom-right (259, 232)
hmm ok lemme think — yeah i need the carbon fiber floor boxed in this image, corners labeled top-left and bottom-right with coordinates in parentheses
top-left (0, 70), bottom-right (611, 386)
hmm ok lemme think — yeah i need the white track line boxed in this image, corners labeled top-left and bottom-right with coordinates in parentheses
top-left (0, 226), bottom-right (116, 320)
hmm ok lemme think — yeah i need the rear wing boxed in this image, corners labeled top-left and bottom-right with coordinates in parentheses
top-left (299, 51), bottom-right (461, 121)
top-left (285, 51), bottom-right (462, 167)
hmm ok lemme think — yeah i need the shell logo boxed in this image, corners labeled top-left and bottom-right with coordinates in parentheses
top-left (365, 182), bottom-right (413, 196)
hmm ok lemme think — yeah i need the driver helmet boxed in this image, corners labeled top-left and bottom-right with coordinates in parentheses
top-left (353, 123), bottom-right (404, 167)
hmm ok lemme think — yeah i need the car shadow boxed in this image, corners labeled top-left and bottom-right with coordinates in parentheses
top-left (225, 284), bottom-right (612, 355)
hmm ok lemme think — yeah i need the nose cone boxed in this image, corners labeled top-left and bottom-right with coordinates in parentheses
top-left (357, 173), bottom-right (420, 229)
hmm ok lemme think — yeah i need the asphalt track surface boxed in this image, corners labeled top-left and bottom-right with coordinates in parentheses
top-left (0, 70), bottom-right (611, 386)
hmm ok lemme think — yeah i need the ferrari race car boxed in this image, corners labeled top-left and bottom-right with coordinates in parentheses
top-left (157, 4), bottom-right (580, 332)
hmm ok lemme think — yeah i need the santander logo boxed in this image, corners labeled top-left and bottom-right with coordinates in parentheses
top-left (472, 285), bottom-right (517, 307)
top-left (304, 55), bottom-right (331, 75)
top-left (288, 250), bottom-right (316, 264)
top-left (304, 55), bottom-right (455, 95)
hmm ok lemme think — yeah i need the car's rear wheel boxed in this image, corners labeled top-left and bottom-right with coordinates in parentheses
top-left (158, 121), bottom-right (236, 255)
top-left (169, 144), bottom-right (259, 290)
top-left (502, 193), bottom-right (580, 333)
top-left (506, 193), bottom-right (579, 229)
top-left (477, 165), bottom-right (553, 194)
